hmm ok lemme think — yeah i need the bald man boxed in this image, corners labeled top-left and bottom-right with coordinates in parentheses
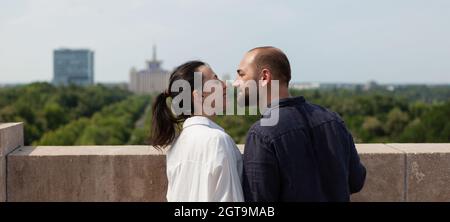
top-left (233, 46), bottom-right (366, 201)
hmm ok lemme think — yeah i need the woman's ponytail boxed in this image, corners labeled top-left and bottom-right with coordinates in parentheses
top-left (149, 91), bottom-right (178, 149)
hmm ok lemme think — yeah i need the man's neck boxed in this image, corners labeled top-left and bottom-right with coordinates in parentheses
top-left (266, 86), bottom-right (290, 107)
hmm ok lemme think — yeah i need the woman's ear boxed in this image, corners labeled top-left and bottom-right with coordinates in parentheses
top-left (192, 89), bottom-right (202, 102)
top-left (192, 89), bottom-right (204, 115)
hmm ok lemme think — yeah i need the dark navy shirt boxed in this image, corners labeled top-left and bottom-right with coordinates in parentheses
top-left (242, 96), bottom-right (366, 202)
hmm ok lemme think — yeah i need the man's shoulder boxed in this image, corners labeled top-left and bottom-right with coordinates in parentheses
top-left (247, 99), bottom-right (344, 140)
top-left (247, 110), bottom-right (306, 142)
top-left (302, 101), bottom-right (345, 128)
top-left (247, 120), bottom-right (266, 138)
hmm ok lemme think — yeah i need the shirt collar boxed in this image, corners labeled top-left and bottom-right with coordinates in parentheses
top-left (262, 96), bottom-right (306, 117)
top-left (182, 116), bottom-right (225, 132)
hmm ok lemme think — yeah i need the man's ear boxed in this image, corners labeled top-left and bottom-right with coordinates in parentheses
top-left (260, 68), bottom-right (272, 87)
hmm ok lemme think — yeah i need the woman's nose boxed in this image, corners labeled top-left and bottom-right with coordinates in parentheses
top-left (232, 79), bottom-right (240, 88)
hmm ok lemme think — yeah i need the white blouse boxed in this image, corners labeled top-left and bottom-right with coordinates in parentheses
top-left (166, 116), bottom-right (244, 202)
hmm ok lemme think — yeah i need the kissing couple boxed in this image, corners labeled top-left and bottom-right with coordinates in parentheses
top-left (149, 46), bottom-right (366, 202)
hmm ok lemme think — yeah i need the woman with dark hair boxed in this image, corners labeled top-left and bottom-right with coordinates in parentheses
top-left (149, 61), bottom-right (243, 202)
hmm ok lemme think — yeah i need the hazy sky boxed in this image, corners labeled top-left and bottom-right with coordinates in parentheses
top-left (1, 0), bottom-right (449, 84)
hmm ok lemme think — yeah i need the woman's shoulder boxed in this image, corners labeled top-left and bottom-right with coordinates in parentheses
top-left (170, 126), bottom-right (238, 163)
top-left (184, 123), bottom-right (230, 139)
top-left (176, 126), bottom-right (232, 151)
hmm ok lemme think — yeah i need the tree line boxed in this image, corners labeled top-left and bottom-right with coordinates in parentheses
top-left (1, 83), bottom-right (449, 145)
top-left (0, 82), bottom-right (131, 145)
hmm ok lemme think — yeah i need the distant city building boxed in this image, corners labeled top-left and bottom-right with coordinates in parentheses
top-left (0, 83), bottom-right (24, 88)
top-left (386, 85), bottom-right (395, 91)
top-left (319, 83), bottom-right (361, 90)
top-left (289, 82), bottom-right (321, 90)
top-left (53, 48), bottom-right (94, 86)
top-left (129, 45), bottom-right (169, 94)
top-left (363, 80), bottom-right (379, 91)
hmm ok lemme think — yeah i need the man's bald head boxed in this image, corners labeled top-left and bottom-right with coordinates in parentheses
top-left (247, 46), bottom-right (291, 86)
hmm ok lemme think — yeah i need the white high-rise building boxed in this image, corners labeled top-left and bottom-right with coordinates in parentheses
top-left (129, 46), bottom-right (169, 94)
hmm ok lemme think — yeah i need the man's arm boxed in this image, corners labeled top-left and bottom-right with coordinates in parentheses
top-left (242, 131), bottom-right (280, 201)
top-left (346, 130), bottom-right (366, 194)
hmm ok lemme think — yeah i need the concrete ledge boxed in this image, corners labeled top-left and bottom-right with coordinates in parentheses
top-left (388, 144), bottom-right (450, 202)
top-left (8, 146), bottom-right (167, 202)
top-left (350, 144), bottom-right (406, 202)
top-left (7, 143), bottom-right (450, 202)
top-left (2, 123), bottom-right (450, 202)
top-left (0, 123), bottom-right (24, 202)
